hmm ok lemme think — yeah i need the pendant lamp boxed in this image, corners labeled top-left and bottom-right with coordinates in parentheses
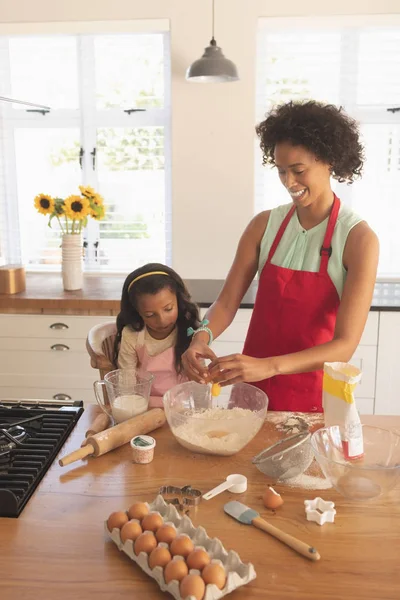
top-left (186, 0), bottom-right (239, 83)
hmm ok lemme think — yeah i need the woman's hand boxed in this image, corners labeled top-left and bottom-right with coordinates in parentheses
top-left (182, 339), bottom-right (217, 383)
top-left (208, 354), bottom-right (277, 386)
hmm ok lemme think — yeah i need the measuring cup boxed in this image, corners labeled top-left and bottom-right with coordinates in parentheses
top-left (202, 474), bottom-right (248, 500)
top-left (93, 369), bottom-right (154, 424)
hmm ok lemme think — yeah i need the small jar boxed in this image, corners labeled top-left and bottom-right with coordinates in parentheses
top-left (130, 435), bottom-right (156, 464)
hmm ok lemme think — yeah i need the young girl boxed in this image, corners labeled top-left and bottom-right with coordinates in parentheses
top-left (114, 263), bottom-right (200, 408)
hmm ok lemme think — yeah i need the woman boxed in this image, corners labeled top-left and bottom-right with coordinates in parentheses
top-left (182, 100), bottom-right (379, 412)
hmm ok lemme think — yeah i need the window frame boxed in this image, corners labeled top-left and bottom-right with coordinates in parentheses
top-left (255, 14), bottom-right (400, 280)
top-left (0, 20), bottom-right (171, 274)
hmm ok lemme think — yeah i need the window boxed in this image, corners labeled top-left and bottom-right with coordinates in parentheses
top-left (0, 26), bottom-right (171, 272)
top-left (256, 16), bottom-right (400, 278)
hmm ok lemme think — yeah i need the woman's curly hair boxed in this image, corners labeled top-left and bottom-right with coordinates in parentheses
top-left (113, 263), bottom-right (200, 373)
top-left (256, 100), bottom-right (364, 184)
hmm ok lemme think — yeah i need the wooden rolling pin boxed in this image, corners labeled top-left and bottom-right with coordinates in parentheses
top-left (81, 413), bottom-right (111, 446)
top-left (59, 409), bottom-right (165, 467)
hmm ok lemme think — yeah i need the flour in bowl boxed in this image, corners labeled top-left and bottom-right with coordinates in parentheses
top-left (173, 407), bottom-right (262, 456)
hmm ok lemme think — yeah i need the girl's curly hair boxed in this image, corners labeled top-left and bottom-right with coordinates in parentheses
top-left (256, 100), bottom-right (364, 184)
top-left (113, 263), bottom-right (200, 373)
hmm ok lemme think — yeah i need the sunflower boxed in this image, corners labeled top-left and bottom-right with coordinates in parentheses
top-left (79, 185), bottom-right (97, 199)
top-left (34, 194), bottom-right (55, 215)
top-left (64, 195), bottom-right (90, 221)
top-left (90, 205), bottom-right (105, 220)
top-left (91, 192), bottom-right (104, 207)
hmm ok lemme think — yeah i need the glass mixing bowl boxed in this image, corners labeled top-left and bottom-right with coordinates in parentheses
top-left (163, 381), bottom-right (268, 456)
top-left (311, 425), bottom-right (400, 500)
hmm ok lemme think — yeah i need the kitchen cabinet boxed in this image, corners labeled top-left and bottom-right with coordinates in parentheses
top-left (0, 314), bottom-right (112, 404)
top-left (375, 312), bottom-right (400, 415)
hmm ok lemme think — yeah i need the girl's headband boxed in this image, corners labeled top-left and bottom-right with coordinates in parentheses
top-left (127, 271), bottom-right (169, 293)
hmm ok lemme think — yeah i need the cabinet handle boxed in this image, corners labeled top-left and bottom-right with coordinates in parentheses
top-left (50, 322), bottom-right (69, 330)
top-left (53, 393), bottom-right (72, 401)
top-left (50, 344), bottom-right (70, 351)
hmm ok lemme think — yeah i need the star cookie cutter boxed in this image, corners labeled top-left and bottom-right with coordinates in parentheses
top-left (159, 485), bottom-right (202, 511)
top-left (304, 497), bottom-right (336, 526)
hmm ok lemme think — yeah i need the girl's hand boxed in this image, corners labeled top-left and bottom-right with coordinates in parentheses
top-left (208, 354), bottom-right (277, 386)
top-left (182, 340), bottom-right (217, 383)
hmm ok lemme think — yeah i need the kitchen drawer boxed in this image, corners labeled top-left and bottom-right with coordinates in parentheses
top-left (0, 314), bottom-right (113, 339)
top-left (0, 337), bottom-right (87, 352)
top-left (1, 372), bottom-right (98, 388)
top-left (0, 349), bottom-right (95, 375)
top-left (0, 386), bottom-right (95, 405)
top-left (350, 345), bottom-right (377, 399)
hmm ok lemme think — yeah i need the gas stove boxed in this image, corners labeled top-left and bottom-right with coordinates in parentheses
top-left (0, 398), bottom-right (84, 517)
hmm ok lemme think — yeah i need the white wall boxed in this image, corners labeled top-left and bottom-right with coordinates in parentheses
top-left (0, 0), bottom-right (399, 278)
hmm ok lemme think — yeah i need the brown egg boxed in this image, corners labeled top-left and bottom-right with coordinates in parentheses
top-left (120, 520), bottom-right (143, 543)
top-left (156, 523), bottom-right (177, 545)
top-left (164, 558), bottom-right (189, 584)
top-left (148, 546), bottom-right (172, 570)
top-left (107, 511), bottom-right (128, 532)
top-left (186, 548), bottom-right (210, 571)
top-left (127, 501), bottom-right (149, 521)
top-left (170, 534), bottom-right (194, 558)
top-left (180, 574), bottom-right (205, 600)
top-left (202, 563), bottom-right (226, 590)
top-left (263, 486), bottom-right (284, 510)
top-left (141, 512), bottom-right (164, 533)
top-left (134, 531), bottom-right (157, 556)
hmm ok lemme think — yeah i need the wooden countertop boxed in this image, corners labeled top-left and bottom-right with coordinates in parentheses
top-left (1, 273), bottom-right (399, 312)
top-left (0, 407), bottom-right (399, 600)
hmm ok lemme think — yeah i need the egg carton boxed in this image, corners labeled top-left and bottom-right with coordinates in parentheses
top-left (105, 494), bottom-right (256, 600)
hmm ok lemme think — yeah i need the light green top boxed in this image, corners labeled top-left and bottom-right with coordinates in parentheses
top-left (258, 202), bottom-right (363, 298)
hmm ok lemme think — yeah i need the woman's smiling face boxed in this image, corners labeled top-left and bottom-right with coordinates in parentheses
top-left (274, 142), bottom-right (332, 207)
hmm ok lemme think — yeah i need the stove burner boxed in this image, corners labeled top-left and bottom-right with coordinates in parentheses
top-left (0, 400), bottom-right (84, 517)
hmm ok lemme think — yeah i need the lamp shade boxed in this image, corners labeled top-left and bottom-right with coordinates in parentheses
top-left (186, 39), bottom-right (239, 83)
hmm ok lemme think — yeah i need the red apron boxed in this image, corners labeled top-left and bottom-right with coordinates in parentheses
top-left (243, 196), bottom-right (341, 412)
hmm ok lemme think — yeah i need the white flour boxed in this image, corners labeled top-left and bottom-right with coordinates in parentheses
top-left (283, 472), bottom-right (332, 490)
top-left (174, 407), bottom-right (261, 456)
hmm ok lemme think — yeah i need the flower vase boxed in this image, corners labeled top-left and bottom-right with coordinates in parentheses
top-left (61, 233), bottom-right (83, 291)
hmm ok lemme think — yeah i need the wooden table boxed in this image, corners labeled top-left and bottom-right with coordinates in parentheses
top-left (0, 407), bottom-right (399, 600)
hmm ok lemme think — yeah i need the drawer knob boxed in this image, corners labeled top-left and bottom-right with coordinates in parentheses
top-left (53, 393), bottom-right (72, 401)
top-left (50, 322), bottom-right (69, 330)
top-left (50, 343), bottom-right (70, 351)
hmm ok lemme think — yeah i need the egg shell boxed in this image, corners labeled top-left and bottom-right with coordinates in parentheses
top-left (164, 557), bottom-right (189, 584)
top-left (186, 548), bottom-right (211, 571)
top-left (263, 486), bottom-right (284, 510)
top-left (170, 534), bottom-right (194, 558)
top-left (127, 502), bottom-right (149, 521)
top-left (107, 511), bottom-right (128, 532)
top-left (202, 562), bottom-right (227, 590)
top-left (180, 573), bottom-right (206, 600)
top-left (134, 531), bottom-right (158, 556)
top-left (148, 545), bottom-right (172, 570)
top-left (155, 523), bottom-right (177, 545)
top-left (120, 520), bottom-right (143, 543)
top-left (141, 512), bottom-right (164, 533)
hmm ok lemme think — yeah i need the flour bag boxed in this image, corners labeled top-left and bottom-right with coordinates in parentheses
top-left (323, 362), bottom-right (363, 460)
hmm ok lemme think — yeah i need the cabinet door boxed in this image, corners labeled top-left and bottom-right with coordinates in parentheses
top-left (375, 312), bottom-right (400, 415)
